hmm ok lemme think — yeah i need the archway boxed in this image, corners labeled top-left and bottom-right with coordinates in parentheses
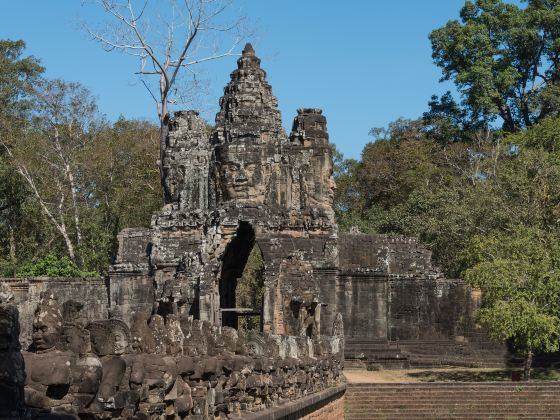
top-left (219, 222), bottom-right (262, 328)
top-left (235, 242), bottom-right (265, 333)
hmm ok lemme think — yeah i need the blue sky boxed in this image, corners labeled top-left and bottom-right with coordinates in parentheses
top-left (0, 1), bottom-right (510, 159)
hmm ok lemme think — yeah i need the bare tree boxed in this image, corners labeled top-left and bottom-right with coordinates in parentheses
top-left (84, 0), bottom-right (246, 196)
top-left (1, 80), bottom-right (101, 263)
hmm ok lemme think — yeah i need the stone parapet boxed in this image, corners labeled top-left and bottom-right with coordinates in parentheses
top-left (1, 277), bottom-right (108, 349)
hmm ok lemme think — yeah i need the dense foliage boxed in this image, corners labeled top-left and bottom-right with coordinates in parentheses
top-left (17, 254), bottom-right (98, 278)
top-left (0, 40), bottom-right (162, 276)
top-left (430, 0), bottom-right (560, 131)
top-left (463, 227), bottom-right (560, 378)
top-left (334, 0), bottom-right (560, 376)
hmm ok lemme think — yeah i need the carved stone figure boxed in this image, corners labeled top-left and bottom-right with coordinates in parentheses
top-left (245, 332), bottom-right (265, 357)
top-left (130, 310), bottom-right (156, 354)
top-left (23, 290), bottom-right (77, 413)
top-left (62, 299), bottom-right (86, 328)
top-left (165, 313), bottom-right (185, 356)
top-left (87, 319), bottom-right (133, 411)
top-left (332, 312), bottom-right (344, 338)
top-left (60, 301), bottom-right (104, 413)
top-left (149, 314), bottom-right (167, 354)
top-left (0, 289), bottom-right (26, 419)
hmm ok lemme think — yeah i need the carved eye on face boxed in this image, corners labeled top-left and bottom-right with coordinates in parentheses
top-left (227, 164), bottom-right (238, 172)
top-left (245, 163), bottom-right (256, 172)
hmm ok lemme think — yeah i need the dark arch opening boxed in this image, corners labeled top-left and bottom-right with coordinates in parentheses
top-left (219, 222), bottom-right (255, 328)
top-left (236, 242), bottom-right (265, 333)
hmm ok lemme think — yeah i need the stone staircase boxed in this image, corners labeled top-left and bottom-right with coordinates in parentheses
top-left (345, 339), bottom-right (513, 369)
top-left (345, 382), bottom-right (560, 419)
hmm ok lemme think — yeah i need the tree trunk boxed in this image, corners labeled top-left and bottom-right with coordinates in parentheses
top-left (59, 221), bottom-right (77, 263)
top-left (159, 121), bottom-right (169, 203)
top-left (523, 348), bottom-right (533, 381)
top-left (499, 104), bottom-right (517, 133)
top-left (8, 225), bottom-right (16, 277)
top-left (14, 164), bottom-right (77, 263)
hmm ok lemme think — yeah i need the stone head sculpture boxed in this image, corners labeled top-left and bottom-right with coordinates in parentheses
top-left (32, 289), bottom-right (63, 352)
top-left (214, 142), bottom-right (273, 206)
top-left (62, 324), bottom-right (92, 354)
top-left (245, 332), bottom-right (265, 357)
top-left (87, 319), bottom-right (130, 356)
top-left (306, 153), bottom-right (336, 209)
top-left (0, 282), bottom-right (14, 304)
top-left (221, 326), bottom-right (239, 354)
top-left (62, 300), bottom-right (84, 323)
top-left (0, 305), bottom-right (19, 352)
top-left (0, 283), bottom-right (18, 352)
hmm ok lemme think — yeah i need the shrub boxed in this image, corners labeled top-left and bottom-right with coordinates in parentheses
top-left (16, 254), bottom-right (98, 278)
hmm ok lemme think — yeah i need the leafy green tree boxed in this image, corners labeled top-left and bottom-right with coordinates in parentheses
top-left (79, 116), bottom-right (161, 273)
top-left (17, 254), bottom-right (98, 278)
top-left (0, 40), bottom-right (43, 275)
top-left (0, 39), bottom-right (43, 120)
top-left (0, 40), bottom-right (162, 275)
top-left (3, 79), bottom-right (103, 263)
top-left (0, 161), bottom-right (28, 276)
top-left (430, 0), bottom-right (560, 132)
top-left (463, 227), bottom-right (560, 379)
top-left (423, 91), bottom-right (488, 144)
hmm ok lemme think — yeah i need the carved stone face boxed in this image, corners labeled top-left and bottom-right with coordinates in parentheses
top-left (63, 325), bottom-right (91, 354)
top-left (32, 289), bottom-right (63, 352)
top-left (33, 319), bottom-right (59, 351)
top-left (306, 153), bottom-right (336, 208)
top-left (113, 329), bottom-right (128, 355)
top-left (326, 169), bottom-right (336, 205)
top-left (215, 144), bottom-right (271, 205)
top-left (87, 320), bottom-right (130, 356)
top-left (245, 340), bottom-right (263, 357)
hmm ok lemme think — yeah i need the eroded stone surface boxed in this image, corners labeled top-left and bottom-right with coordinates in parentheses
top-left (0, 43), bottom-right (504, 418)
top-left (0, 285), bottom-right (26, 419)
top-left (15, 287), bottom-right (343, 418)
top-left (106, 43), bottom-right (499, 371)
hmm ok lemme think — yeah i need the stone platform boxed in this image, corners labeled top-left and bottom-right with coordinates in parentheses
top-left (344, 370), bottom-right (560, 419)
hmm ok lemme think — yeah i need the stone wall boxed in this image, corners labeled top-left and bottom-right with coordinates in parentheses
top-left (299, 391), bottom-right (345, 420)
top-left (1, 277), bottom-right (108, 349)
top-left (337, 233), bottom-right (509, 366)
top-left (345, 382), bottom-right (560, 419)
top-left (0, 286), bottom-right (345, 419)
top-left (242, 384), bottom-right (346, 420)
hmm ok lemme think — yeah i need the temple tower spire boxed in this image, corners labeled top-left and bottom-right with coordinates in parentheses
top-left (213, 43), bottom-right (285, 144)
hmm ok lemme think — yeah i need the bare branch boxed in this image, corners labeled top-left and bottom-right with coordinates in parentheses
top-left (141, 78), bottom-right (160, 106)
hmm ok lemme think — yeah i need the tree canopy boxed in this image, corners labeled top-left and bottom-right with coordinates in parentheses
top-left (0, 40), bottom-right (161, 276)
top-left (430, 0), bottom-right (560, 131)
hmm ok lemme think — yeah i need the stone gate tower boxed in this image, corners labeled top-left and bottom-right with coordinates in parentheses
top-left (110, 44), bottom-right (489, 365)
top-left (110, 43), bottom-right (338, 336)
